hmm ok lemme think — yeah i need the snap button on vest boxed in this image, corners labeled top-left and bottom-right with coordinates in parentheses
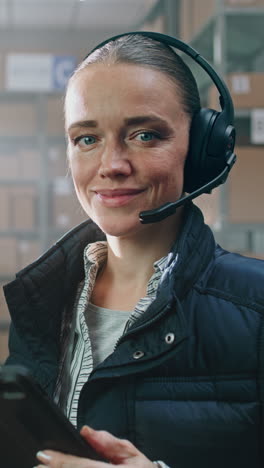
top-left (165, 332), bottom-right (175, 344)
top-left (133, 350), bottom-right (145, 359)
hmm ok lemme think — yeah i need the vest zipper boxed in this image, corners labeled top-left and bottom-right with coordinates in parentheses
top-left (113, 300), bottom-right (172, 351)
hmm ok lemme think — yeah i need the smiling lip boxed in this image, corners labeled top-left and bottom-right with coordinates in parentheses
top-left (94, 188), bottom-right (145, 207)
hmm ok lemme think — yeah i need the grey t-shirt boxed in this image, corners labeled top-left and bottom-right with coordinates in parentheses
top-left (85, 302), bottom-right (131, 368)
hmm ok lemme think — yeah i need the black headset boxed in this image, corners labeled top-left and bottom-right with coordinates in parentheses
top-left (87, 31), bottom-right (237, 224)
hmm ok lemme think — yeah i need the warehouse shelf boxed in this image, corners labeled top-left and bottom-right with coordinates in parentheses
top-left (179, 0), bottom-right (264, 258)
top-left (188, 7), bottom-right (264, 71)
top-left (0, 82), bottom-right (79, 284)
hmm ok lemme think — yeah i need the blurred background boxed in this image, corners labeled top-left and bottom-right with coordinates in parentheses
top-left (0, 0), bottom-right (263, 362)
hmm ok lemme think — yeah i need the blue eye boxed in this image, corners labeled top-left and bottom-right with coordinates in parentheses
top-left (74, 135), bottom-right (96, 147)
top-left (137, 132), bottom-right (155, 142)
top-left (80, 136), bottom-right (96, 145)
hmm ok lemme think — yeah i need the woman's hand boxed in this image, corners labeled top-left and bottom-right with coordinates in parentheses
top-left (35, 425), bottom-right (156, 467)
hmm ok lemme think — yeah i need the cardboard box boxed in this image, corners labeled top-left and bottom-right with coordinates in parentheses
top-left (0, 102), bottom-right (36, 136)
top-left (17, 239), bottom-right (40, 270)
top-left (193, 0), bottom-right (215, 37)
top-left (46, 96), bottom-right (65, 136)
top-left (0, 237), bottom-right (40, 277)
top-left (0, 148), bottom-right (40, 180)
top-left (228, 146), bottom-right (264, 223)
top-left (208, 73), bottom-right (264, 109)
top-left (53, 193), bottom-right (87, 229)
top-left (0, 153), bottom-right (20, 179)
top-left (9, 186), bottom-right (37, 230)
top-left (0, 331), bottom-right (9, 363)
top-left (180, 0), bottom-right (215, 42)
top-left (180, 0), bottom-right (192, 42)
top-left (0, 187), bottom-right (10, 230)
top-left (0, 237), bottom-right (17, 276)
top-left (0, 283), bottom-right (10, 322)
top-left (48, 145), bottom-right (68, 177)
top-left (19, 148), bottom-right (41, 179)
top-left (52, 179), bottom-right (87, 229)
top-left (0, 185), bottom-right (37, 231)
top-left (140, 14), bottom-right (165, 34)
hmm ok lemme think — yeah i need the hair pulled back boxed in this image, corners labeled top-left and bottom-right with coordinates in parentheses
top-left (68, 34), bottom-right (201, 119)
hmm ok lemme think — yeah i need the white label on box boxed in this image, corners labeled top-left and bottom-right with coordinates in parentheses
top-left (251, 109), bottom-right (264, 144)
top-left (6, 54), bottom-right (53, 91)
top-left (231, 75), bottom-right (250, 94)
top-left (6, 54), bottom-right (76, 91)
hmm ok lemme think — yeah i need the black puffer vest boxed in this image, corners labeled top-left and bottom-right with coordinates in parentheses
top-left (4, 203), bottom-right (264, 468)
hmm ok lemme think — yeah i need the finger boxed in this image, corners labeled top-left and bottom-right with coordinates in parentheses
top-left (80, 426), bottom-right (140, 464)
top-left (36, 450), bottom-right (110, 468)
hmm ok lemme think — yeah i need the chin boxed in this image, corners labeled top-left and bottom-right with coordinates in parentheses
top-left (94, 215), bottom-right (145, 238)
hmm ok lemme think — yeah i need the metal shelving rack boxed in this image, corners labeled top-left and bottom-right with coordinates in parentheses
top-left (0, 89), bottom-right (76, 360)
top-left (0, 91), bottom-right (75, 276)
top-left (181, 0), bottom-right (264, 254)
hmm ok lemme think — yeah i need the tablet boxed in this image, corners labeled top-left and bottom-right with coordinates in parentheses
top-left (0, 365), bottom-right (102, 468)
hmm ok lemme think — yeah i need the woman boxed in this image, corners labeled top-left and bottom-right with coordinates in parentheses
top-left (4, 34), bottom-right (264, 468)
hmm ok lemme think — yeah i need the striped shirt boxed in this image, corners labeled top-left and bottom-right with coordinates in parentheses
top-left (65, 240), bottom-right (170, 427)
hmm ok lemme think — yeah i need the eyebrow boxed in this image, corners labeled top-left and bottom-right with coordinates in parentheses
top-left (123, 115), bottom-right (169, 127)
top-left (67, 115), bottom-right (170, 133)
top-left (68, 120), bottom-right (98, 132)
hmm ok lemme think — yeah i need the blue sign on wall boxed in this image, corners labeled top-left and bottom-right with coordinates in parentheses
top-left (52, 56), bottom-right (77, 90)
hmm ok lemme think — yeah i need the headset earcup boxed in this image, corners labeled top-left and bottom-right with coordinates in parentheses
top-left (184, 108), bottom-right (219, 193)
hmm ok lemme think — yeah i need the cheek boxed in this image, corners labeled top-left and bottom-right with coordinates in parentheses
top-left (149, 151), bottom-right (185, 192)
top-left (69, 157), bottom-right (94, 191)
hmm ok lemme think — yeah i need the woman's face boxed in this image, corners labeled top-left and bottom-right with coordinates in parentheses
top-left (65, 63), bottom-right (190, 238)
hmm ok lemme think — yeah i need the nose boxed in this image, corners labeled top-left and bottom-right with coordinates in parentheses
top-left (98, 141), bottom-right (133, 179)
